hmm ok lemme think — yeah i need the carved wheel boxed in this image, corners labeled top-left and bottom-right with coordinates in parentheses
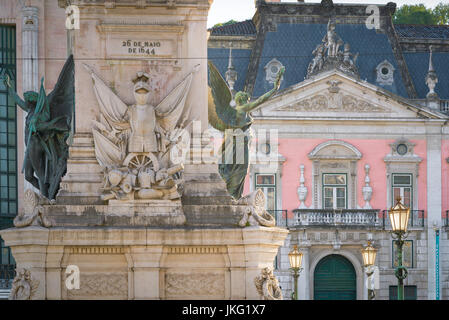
top-left (123, 152), bottom-right (159, 171)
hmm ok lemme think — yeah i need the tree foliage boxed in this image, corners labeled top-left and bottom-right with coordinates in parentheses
top-left (393, 2), bottom-right (449, 25)
top-left (213, 20), bottom-right (239, 28)
top-left (434, 3), bottom-right (449, 25)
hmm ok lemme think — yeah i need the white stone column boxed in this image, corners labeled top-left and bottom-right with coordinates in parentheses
top-left (21, 6), bottom-right (39, 192)
top-left (426, 124), bottom-right (442, 300)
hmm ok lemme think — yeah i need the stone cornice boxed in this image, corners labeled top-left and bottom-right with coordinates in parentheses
top-left (58, 0), bottom-right (211, 9)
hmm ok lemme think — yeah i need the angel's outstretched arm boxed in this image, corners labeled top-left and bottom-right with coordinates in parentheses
top-left (237, 67), bottom-right (284, 113)
top-left (4, 75), bottom-right (29, 112)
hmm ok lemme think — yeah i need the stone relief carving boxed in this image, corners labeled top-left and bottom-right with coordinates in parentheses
top-left (9, 269), bottom-right (39, 300)
top-left (67, 273), bottom-right (128, 297)
top-left (13, 189), bottom-right (52, 228)
top-left (276, 92), bottom-right (389, 113)
top-left (306, 18), bottom-right (359, 79)
top-left (254, 267), bottom-right (283, 300)
top-left (165, 273), bottom-right (225, 297)
top-left (238, 189), bottom-right (276, 227)
top-left (84, 64), bottom-right (199, 202)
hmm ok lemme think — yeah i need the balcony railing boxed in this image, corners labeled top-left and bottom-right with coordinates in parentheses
top-left (381, 210), bottom-right (425, 229)
top-left (0, 264), bottom-right (15, 290)
top-left (277, 209), bottom-right (426, 229)
top-left (291, 209), bottom-right (380, 228)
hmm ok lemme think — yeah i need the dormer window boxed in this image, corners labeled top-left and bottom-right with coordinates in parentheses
top-left (376, 60), bottom-right (395, 86)
top-left (265, 58), bottom-right (284, 84)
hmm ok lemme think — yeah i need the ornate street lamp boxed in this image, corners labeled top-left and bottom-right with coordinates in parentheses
top-left (388, 196), bottom-right (410, 300)
top-left (288, 245), bottom-right (303, 300)
top-left (361, 241), bottom-right (378, 300)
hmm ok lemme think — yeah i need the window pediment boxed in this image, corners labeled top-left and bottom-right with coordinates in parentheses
top-left (309, 140), bottom-right (362, 160)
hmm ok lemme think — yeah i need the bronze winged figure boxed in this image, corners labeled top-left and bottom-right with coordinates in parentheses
top-left (208, 60), bottom-right (284, 200)
top-left (4, 55), bottom-right (74, 200)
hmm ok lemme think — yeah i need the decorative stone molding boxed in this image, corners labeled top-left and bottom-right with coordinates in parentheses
top-left (308, 140), bottom-right (362, 160)
top-left (165, 273), bottom-right (225, 298)
top-left (68, 247), bottom-right (125, 254)
top-left (67, 273), bottom-right (128, 298)
top-left (309, 140), bottom-right (362, 209)
top-left (9, 269), bottom-right (39, 300)
top-left (384, 139), bottom-right (421, 162)
top-left (238, 189), bottom-right (276, 227)
top-left (298, 165), bottom-right (308, 209)
top-left (166, 246), bottom-right (226, 254)
top-left (275, 92), bottom-right (390, 113)
top-left (375, 60), bottom-right (395, 86)
top-left (265, 58), bottom-right (284, 84)
top-left (13, 189), bottom-right (52, 228)
top-left (384, 139), bottom-right (422, 208)
top-left (254, 267), bottom-right (283, 300)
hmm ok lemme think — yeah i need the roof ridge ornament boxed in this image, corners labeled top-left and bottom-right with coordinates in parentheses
top-left (306, 18), bottom-right (359, 80)
top-left (426, 45), bottom-right (439, 100)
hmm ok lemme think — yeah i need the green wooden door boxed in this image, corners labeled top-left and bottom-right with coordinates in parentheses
top-left (314, 254), bottom-right (356, 300)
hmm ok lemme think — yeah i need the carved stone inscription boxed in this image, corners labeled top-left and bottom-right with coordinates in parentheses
top-left (109, 38), bottom-right (175, 58)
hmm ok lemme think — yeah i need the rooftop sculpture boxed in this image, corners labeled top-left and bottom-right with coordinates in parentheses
top-left (306, 19), bottom-right (359, 79)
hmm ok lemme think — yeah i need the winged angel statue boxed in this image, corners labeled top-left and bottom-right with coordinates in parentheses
top-left (208, 61), bottom-right (284, 200)
top-left (84, 64), bottom-right (198, 201)
top-left (3, 55), bottom-right (74, 201)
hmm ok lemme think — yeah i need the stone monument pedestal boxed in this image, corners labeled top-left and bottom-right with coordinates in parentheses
top-left (0, 226), bottom-right (288, 300)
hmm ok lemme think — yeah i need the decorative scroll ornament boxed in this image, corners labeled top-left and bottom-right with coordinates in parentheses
top-left (306, 19), bottom-right (359, 79)
top-left (238, 189), bottom-right (276, 227)
top-left (84, 64), bottom-right (199, 202)
top-left (9, 269), bottom-right (39, 300)
top-left (254, 267), bottom-right (283, 300)
top-left (13, 189), bottom-right (52, 228)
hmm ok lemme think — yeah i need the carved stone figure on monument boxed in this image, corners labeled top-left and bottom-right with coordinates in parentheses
top-left (254, 267), bottom-right (283, 300)
top-left (13, 189), bottom-right (52, 228)
top-left (84, 64), bottom-right (198, 202)
top-left (3, 55), bottom-right (74, 200)
top-left (238, 189), bottom-right (276, 227)
top-left (208, 61), bottom-right (284, 199)
top-left (9, 269), bottom-right (39, 300)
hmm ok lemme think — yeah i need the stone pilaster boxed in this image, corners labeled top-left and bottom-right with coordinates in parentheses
top-left (426, 124), bottom-right (442, 299)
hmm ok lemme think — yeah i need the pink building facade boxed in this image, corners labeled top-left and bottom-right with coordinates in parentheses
top-left (209, 0), bottom-right (449, 300)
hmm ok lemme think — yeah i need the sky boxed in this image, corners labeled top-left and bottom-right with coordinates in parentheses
top-left (207, 0), bottom-right (448, 28)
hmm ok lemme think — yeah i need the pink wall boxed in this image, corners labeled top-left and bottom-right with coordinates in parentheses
top-left (245, 138), bottom-right (428, 216)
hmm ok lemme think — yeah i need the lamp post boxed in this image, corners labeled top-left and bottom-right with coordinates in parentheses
top-left (388, 196), bottom-right (410, 300)
top-left (361, 241), bottom-right (378, 300)
top-left (288, 245), bottom-right (303, 300)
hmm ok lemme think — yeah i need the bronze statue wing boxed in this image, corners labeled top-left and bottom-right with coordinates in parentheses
top-left (207, 61), bottom-right (239, 131)
top-left (47, 55), bottom-right (74, 123)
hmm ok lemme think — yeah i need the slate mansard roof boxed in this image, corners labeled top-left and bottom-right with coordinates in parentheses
top-left (207, 1), bottom-right (449, 102)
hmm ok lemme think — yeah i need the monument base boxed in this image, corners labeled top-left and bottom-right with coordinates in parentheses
top-left (0, 226), bottom-right (288, 300)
